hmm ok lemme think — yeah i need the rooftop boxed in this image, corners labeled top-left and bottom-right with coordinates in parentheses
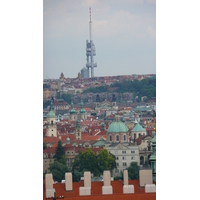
top-left (43, 180), bottom-right (156, 200)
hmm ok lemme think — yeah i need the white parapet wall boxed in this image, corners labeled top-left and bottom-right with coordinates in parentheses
top-left (46, 188), bottom-right (55, 198)
top-left (145, 184), bottom-right (156, 193)
top-left (123, 185), bottom-right (134, 194)
top-left (79, 187), bottom-right (91, 196)
top-left (102, 185), bottom-right (113, 195)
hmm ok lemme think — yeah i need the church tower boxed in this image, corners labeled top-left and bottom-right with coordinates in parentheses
top-left (70, 100), bottom-right (77, 120)
top-left (79, 100), bottom-right (86, 120)
top-left (75, 119), bottom-right (81, 140)
top-left (46, 101), bottom-right (57, 137)
top-left (149, 126), bottom-right (156, 181)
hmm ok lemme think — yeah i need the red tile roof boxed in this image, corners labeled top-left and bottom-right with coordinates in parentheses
top-left (43, 180), bottom-right (156, 200)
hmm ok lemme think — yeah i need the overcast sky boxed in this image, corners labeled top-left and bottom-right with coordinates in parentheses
top-left (43, 0), bottom-right (156, 79)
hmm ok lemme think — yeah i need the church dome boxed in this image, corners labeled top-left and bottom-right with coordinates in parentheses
top-left (131, 123), bottom-right (144, 132)
top-left (47, 111), bottom-right (56, 118)
top-left (47, 101), bottom-right (55, 118)
top-left (107, 121), bottom-right (128, 133)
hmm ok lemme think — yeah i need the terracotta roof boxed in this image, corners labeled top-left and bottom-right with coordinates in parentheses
top-left (82, 135), bottom-right (107, 141)
top-left (43, 137), bottom-right (59, 143)
top-left (43, 180), bottom-right (156, 200)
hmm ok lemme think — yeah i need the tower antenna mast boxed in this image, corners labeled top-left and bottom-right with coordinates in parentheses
top-left (89, 7), bottom-right (92, 41)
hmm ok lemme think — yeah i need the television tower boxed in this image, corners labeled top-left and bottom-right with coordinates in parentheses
top-left (86, 7), bottom-right (97, 78)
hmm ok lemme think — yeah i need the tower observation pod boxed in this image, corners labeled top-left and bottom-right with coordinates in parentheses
top-left (86, 7), bottom-right (97, 78)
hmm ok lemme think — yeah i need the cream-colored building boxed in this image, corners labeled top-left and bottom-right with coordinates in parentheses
top-left (105, 143), bottom-right (140, 177)
top-left (43, 89), bottom-right (51, 99)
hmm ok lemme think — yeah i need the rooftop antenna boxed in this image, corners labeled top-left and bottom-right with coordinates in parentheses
top-left (89, 7), bottom-right (92, 41)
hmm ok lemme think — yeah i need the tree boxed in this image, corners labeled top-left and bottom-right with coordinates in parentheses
top-left (55, 140), bottom-right (65, 161)
top-left (72, 149), bottom-right (99, 179)
top-left (97, 149), bottom-right (116, 174)
top-left (126, 162), bottom-right (140, 180)
top-left (49, 161), bottom-right (69, 182)
top-left (43, 84), bottom-right (50, 89)
top-left (80, 148), bottom-right (99, 175)
top-left (61, 93), bottom-right (71, 104)
top-left (43, 142), bottom-right (47, 149)
top-left (43, 100), bottom-right (51, 109)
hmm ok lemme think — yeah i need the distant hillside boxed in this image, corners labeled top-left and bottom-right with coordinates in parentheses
top-left (82, 77), bottom-right (156, 101)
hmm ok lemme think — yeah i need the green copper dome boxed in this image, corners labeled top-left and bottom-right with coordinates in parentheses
top-left (107, 121), bottom-right (128, 133)
top-left (131, 123), bottom-right (145, 132)
top-left (47, 101), bottom-right (55, 118)
top-left (66, 137), bottom-right (70, 144)
top-left (47, 110), bottom-right (56, 118)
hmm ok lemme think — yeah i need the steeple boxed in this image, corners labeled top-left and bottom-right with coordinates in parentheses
top-left (70, 100), bottom-right (76, 114)
top-left (75, 118), bottom-right (81, 140)
top-left (102, 121), bottom-right (105, 130)
top-left (46, 101), bottom-right (57, 137)
top-left (140, 114), bottom-right (143, 127)
top-left (149, 121), bottom-right (156, 182)
top-left (79, 100), bottom-right (86, 114)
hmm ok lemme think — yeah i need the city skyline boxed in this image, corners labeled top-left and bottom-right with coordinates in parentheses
top-left (43, 0), bottom-right (156, 79)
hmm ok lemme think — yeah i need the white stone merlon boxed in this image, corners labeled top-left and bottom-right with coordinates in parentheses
top-left (79, 187), bottom-right (91, 196)
top-left (65, 172), bottom-right (73, 191)
top-left (84, 171), bottom-right (91, 188)
top-left (46, 188), bottom-right (55, 198)
top-left (103, 170), bottom-right (111, 186)
top-left (123, 170), bottom-right (129, 185)
top-left (139, 169), bottom-right (153, 187)
top-left (102, 186), bottom-right (113, 195)
top-left (45, 174), bottom-right (53, 190)
top-left (145, 184), bottom-right (156, 193)
top-left (123, 185), bottom-right (134, 194)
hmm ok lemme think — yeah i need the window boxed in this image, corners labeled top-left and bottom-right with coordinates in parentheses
top-left (116, 135), bottom-right (119, 141)
top-left (139, 133), bottom-right (141, 137)
top-left (131, 150), bottom-right (135, 153)
top-left (123, 162), bottom-right (127, 166)
top-left (116, 163), bottom-right (119, 167)
top-left (51, 120), bottom-right (53, 125)
top-left (110, 135), bottom-right (112, 141)
top-left (124, 135), bottom-right (126, 141)
top-left (134, 133), bottom-right (136, 138)
top-left (122, 156), bottom-right (126, 160)
top-left (116, 157), bottom-right (119, 160)
top-left (114, 150), bottom-right (118, 154)
top-left (131, 156), bottom-right (135, 160)
top-left (122, 151), bottom-right (126, 154)
top-left (45, 160), bottom-right (47, 163)
top-left (115, 169), bottom-right (119, 173)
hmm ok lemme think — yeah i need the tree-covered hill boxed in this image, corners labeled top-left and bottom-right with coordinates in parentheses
top-left (82, 77), bottom-right (156, 101)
